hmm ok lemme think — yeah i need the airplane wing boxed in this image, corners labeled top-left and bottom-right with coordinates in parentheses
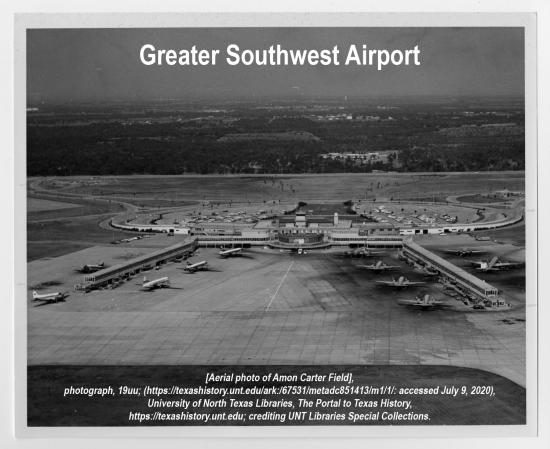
top-left (476, 265), bottom-right (502, 272)
top-left (358, 265), bottom-right (399, 270)
top-left (36, 292), bottom-right (68, 302)
top-left (375, 280), bottom-right (394, 285)
top-left (420, 300), bottom-right (443, 307)
top-left (407, 281), bottom-right (426, 285)
top-left (182, 266), bottom-right (200, 273)
top-left (443, 250), bottom-right (460, 255)
top-left (414, 303), bottom-right (438, 308)
top-left (498, 261), bottom-right (523, 268)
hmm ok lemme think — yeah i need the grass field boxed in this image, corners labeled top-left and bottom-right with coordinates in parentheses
top-left (27, 216), bottom-right (136, 261)
top-left (472, 222), bottom-right (526, 247)
top-left (92, 197), bottom-right (198, 208)
top-left (28, 196), bottom-right (125, 221)
top-left (456, 194), bottom-right (504, 204)
top-left (32, 172), bottom-right (525, 204)
top-left (27, 197), bottom-right (80, 212)
top-left (27, 241), bottom-right (93, 261)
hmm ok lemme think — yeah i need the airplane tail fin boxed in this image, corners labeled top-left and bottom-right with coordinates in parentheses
top-left (143, 276), bottom-right (148, 284)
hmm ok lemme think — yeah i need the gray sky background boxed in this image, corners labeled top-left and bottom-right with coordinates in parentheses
top-left (27, 27), bottom-right (524, 102)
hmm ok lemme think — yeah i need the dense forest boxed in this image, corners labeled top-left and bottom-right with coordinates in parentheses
top-left (27, 100), bottom-right (525, 175)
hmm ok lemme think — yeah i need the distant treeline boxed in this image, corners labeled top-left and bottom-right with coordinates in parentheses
top-left (27, 117), bottom-right (525, 175)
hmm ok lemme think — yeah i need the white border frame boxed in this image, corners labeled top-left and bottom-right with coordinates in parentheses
top-left (11, 10), bottom-right (539, 444)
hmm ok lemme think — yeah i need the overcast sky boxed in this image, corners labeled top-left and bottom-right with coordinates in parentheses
top-left (27, 27), bottom-right (524, 102)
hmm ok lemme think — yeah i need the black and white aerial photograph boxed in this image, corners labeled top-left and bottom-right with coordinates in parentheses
top-left (20, 21), bottom-right (534, 431)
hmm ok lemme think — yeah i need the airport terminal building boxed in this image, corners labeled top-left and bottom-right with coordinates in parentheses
top-left (401, 239), bottom-right (503, 304)
top-left (86, 210), bottom-right (509, 308)
top-left (111, 203), bottom-right (523, 247)
top-left (111, 210), bottom-right (404, 249)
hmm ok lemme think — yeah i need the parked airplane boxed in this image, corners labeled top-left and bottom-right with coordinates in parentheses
top-left (412, 263), bottom-right (439, 277)
top-left (399, 294), bottom-right (444, 309)
top-left (376, 276), bottom-right (426, 288)
top-left (141, 276), bottom-right (170, 290)
top-left (443, 248), bottom-right (486, 257)
top-left (470, 256), bottom-right (523, 272)
top-left (183, 261), bottom-right (208, 273)
top-left (344, 248), bottom-right (383, 258)
top-left (32, 290), bottom-right (68, 303)
top-left (357, 260), bottom-right (400, 272)
top-left (75, 262), bottom-right (106, 273)
top-left (219, 248), bottom-right (242, 258)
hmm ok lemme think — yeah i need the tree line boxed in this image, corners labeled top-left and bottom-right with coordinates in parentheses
top-left (27, 121), bottom-right (524, 175)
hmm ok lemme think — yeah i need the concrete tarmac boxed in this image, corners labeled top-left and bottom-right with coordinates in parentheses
top-left (27, 239), bottom-right (526, 386)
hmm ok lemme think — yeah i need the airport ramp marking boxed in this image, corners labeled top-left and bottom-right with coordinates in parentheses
top-left (265, 261), bottom-right (294, 311)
